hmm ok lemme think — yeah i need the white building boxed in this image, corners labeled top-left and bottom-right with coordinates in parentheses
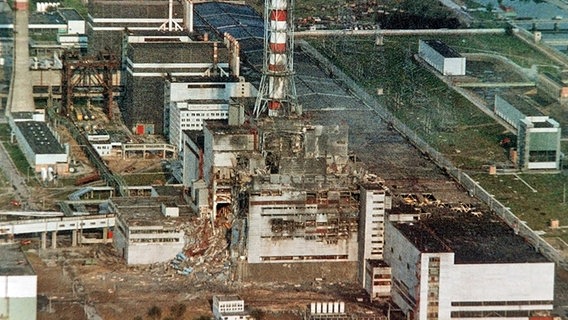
top-left (165, 77), bottom-right (256, 149)
top-left (168, 99), bottom-right (229, 151)
top-left (58, 8), bottom-right (85, 35)
top-left (362, 259), bottom-right (391, 302)
top-left (418, 39), bottom-right (466, 76)
top-left (385, 211), bottom-right (554, 320)
top-left (0, 244), bottom-right (37, 320)
top-left (357, 181), bottom-right (392, 301)
top-left (212, 295), bottom-right (251, 320)
top-left (110, 197), bottom-right (188, 265)
top-left (518, 116), bottom-right (562, 170)
top-left (86, 129), bottom-right (113, 157)
top-left (9, 113), bottom-right (69, 174)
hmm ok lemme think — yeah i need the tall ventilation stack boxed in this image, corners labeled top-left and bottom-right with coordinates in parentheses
top-left (9, 0), bottom-right (35, 113)
top-left (253, 0), bottom-right (300, 118)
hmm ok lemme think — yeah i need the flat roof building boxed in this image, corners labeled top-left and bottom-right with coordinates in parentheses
top-left (385, 209), bottom-right (554, 320)
top-left (110, 197), bottom-right (192, 264)
top-left (122, 30), bottom-right (240, 135)
top-left (212, 295), bottom-right (251, 320)
top-left (418, 39), bottom-right (466, 76)
top-left (9, 113), bottom-right (69, 174)
top-left (518, 116), bottom-right (562, 170)
top-left (0, 243), bottom-right (37, 320)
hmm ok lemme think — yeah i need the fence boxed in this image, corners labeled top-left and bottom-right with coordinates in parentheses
top-left (298, 40), bottom-right (567, 269)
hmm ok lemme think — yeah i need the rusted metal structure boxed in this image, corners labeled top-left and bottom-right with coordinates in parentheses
top-left (61, 50), bottom-right (119, 119)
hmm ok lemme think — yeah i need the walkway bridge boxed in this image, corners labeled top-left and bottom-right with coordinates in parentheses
top-left (0, 213), bottom-right (115, 235)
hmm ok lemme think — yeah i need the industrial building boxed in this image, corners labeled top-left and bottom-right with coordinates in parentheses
top-left (358, 181), bottom-right (390, 278)
top-left (0, 243), bottom-right (37, 320)
top-left (122, 29), bottom-right (241, 135)
top-left (110, 196), bottom-right (190, 264)
top-left (537, 72), bottom-right (568, 104)
top-left (362, 259), bottom-right (391, 302)
top-left (418, 39), bottom-right (466, 76)
top-left (165, 74), bottom-right (256, 150)
top-left (494, 95), bottom-right (526, 129)
top-left (86, 0), bottom-right (192, 53)
top-left (212, 295), bottom-right (251, 320)
top-left (518, 116), bottom-right (562, 170)
top-left (494, 95), bottom-right (562, 170)
top-left (86, 129), bottom-right (114, 157)
top-left (384, 208), bottom-right (554, 320)
top-left (9, 112), bottom-right (69, 174)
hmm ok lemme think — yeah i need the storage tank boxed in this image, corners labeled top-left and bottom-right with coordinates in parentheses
top-left (316, 302), bottom-right (321, 314)
top-left (333, 302), bottom-right (339, 313)
top-left (339, 301), bottom-right (345, 313)
top-left (310, 302), bottom-right (316, 314)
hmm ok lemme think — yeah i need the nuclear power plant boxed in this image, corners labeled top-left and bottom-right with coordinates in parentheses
top-left (0, 0), bottom-right (562, 319)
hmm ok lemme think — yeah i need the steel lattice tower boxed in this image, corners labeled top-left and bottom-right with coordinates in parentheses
top-left (253, 0), bottom-right (300, 118)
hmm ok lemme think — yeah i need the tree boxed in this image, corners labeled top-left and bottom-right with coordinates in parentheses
top-left (169, 303), bottom-right (187, 319)
top-left (147, 305), bottom-right (162, 320)
top-left (486, 2), bottom-right (494, 13)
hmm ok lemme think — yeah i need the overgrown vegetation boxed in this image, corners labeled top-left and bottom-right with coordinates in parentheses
top-left (307, 32), bottom-right (568, 231)
top-left (0, 123), bottom-right (32, 175)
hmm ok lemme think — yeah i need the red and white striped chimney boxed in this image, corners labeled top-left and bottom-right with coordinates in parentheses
top-left (254, 0), bottom-right (299, 118)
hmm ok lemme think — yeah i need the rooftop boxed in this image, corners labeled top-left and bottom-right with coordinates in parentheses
top-left (394, 209), bottom-right (550, 264)
top-left (128, 41), bottom-right (229, 65)
top-left (30, 11), bottom-right (67, 25)
top-left (215, 295), bottom-right (243, 302)
top-left (88, 0), bottom-right (184, 20)
top-left (16, 121), bottom-right (66, 155)
top-left (367, 259), bottom-right (390, 268)
top-left (0, 243), bottom-right (35, 276)
top-left (111, 197), bottom-right (193, 227)
top-left (194, 2), bottom-right (263, 69)
top-left (58, 8), bottom-right (83, 21)
top-left (204, 119), bottom-right (256, 135)
top-left (423, 39), bottom-right (462, 58)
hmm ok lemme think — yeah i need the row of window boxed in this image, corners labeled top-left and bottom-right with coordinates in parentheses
top-left (260, 255), bottom-right (348, 261)
top-left (451, 310), bottom-right (531, 318)
top-left (129, 237), bottom-right (181, 243)
top-left (184, 112), bottom-right (228, 118)
top-left (451, 300), bottom-right (553, 307)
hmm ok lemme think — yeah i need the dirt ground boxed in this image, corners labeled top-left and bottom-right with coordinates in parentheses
top-left (27, 243), bottom-right (380, 320)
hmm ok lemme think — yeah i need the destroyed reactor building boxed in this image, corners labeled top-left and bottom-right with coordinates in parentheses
top-left (179, 0), bottom-right (390, 282)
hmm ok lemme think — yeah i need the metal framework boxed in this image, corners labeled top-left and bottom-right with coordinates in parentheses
top-left (253, 0), bottom-right (299, 118)
top-left (61, 50), bottom-right (120, 119)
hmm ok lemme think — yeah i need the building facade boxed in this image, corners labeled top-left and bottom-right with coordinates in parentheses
top-left (212, 295), bottom-right (251, 320)
top-left (122, 32), bottom-right (240, 135)
top-left (518, 116), bottom-right (562, 170)
top-left (418, 39), bottom-right (466, 76)
top-left (110, 197), bottom-right (187, 264)
top-left (537, 72), bottom-right (568, 104)
top-left (357, 181), bottom-right (391, 300)
top-left (0, 244), bottom-right (37, 320)
top-left (87, 0), bottom-right (191, 54)
top-left (384, 212), bottom-right (555, 320)
top-left (9, 113), bottom-right (69, 174)
top-left (165, 76), bottom-right (254, 149)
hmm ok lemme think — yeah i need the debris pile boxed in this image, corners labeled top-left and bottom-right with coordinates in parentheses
top-left (165, 216), bottom-right (232, 283)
